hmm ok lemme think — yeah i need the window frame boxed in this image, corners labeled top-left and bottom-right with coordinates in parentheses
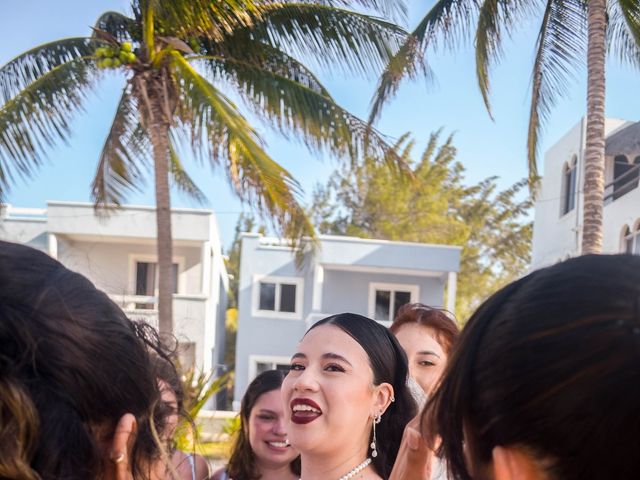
top-left (248, 354), bottom-right (292, 383)
top-left (368, 282), bottom-right (419, 325)
top-left (561, 156), bottom-right (577, 216)
top-left (128, 254), bottom-right (185, 298)
top-left (622, 223), bottom-right (640, 255)
top-left (251, 275), bottom-right (304, 320)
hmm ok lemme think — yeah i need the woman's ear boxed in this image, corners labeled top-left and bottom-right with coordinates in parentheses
top-left (105, 413), bottom-right (137, 480)
top-left (492, 445), bottom-right (546, 480)
top-left (372, 382), bottom-right (394, 416)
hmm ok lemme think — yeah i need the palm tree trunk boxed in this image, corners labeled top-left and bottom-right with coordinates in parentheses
top-left (147, 89), bottom-right (174, 340)
top-left (581, 0), bottom-right (607, 254)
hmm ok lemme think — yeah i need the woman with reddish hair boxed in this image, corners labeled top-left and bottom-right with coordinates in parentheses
top-left (390, 303), bottom-right (460, 396)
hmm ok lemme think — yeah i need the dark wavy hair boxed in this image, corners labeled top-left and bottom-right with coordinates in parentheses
top-left (226, 369), bottom-right (301, 480)
top-left (0, 241), bottom-right (167, 479)
top-left (390, 303), bottom-right (460, 354)
top-left (309, 313), bottom-right (417, 479)
top-left (423, 254), bottom-right (640, 480)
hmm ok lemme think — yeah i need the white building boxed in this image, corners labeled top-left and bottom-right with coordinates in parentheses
top-left (0, 201), bottom-right (228, 372)
top-left (233, 233), bottom-right (461, 407)
top-left (532, 118), bottom-right (640, 269)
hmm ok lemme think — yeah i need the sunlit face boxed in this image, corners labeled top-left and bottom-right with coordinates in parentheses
top-left (394, 324), bottom-right (447, 395)
top-left (248, 388), bottom-right (299, 469)
top-left (158, 380), bottom-right (179, 440)
top-left (282, 324), bottom-right (389, 457)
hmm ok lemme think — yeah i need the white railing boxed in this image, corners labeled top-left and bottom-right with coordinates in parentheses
top-left (108, 293), bottom-right (208, 332)
top-left (108, 294), bottom-right (159, 328)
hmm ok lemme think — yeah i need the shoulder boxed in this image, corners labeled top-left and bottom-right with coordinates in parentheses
top-left (209, 466), bottom-right (229, 480)
top-left (172, 450), bottom-right (211, 480)
top-left (193, 454), bottom-right (210, 480)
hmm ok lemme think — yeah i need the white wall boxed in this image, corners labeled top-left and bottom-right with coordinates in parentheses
top-left (531, 118), bottom-right (634, 269)
top-left (57, 238), bottom-right (202, 295)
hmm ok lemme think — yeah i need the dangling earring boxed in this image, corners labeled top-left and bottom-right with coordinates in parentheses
top-left (370, 412), bottom-right (382, 458)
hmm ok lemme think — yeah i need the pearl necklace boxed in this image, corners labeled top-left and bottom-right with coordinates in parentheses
top-left (299, 457), bottom-right (372, 480)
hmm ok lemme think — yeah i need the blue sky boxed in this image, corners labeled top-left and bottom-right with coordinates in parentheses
top-left (2, 1), bottom-right (640, 248)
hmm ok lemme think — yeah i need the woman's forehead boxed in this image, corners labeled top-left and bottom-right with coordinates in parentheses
top-left (298, 324), bottom-right (370, 364)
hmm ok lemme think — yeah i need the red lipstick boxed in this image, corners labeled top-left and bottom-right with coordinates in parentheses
top-left (290, 398), bottom-right (323, 425)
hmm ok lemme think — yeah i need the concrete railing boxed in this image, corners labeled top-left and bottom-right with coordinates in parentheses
top-left (108, 294), bottom-right (208, 332)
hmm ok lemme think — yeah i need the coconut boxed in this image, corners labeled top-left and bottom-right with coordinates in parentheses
top-left (122, 41), bottom-right (132, 52)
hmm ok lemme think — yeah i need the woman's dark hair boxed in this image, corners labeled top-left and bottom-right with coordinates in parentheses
top-left (0, 241), bottom-right (167, 479)
top-left (390, 303), bottom-right (460, 354)
top-left (152, 354), bottom-right (187, 443)
top-left (423, 254), bottom-right (640, 480)
top-left (310, 313), bottom-right (417, 479)
top-left (226, 369), bottom-right (301, 480)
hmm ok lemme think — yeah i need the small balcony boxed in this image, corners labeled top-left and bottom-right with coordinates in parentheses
top-left (108, 293), bottom-right (208, 332)
top-left (604, 161), bottom-right (639, 205)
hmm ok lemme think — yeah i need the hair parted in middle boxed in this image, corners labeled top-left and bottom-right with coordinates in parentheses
top-left (308, 312), bottom-right (417, 479)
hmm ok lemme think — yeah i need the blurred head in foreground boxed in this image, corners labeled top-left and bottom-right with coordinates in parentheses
top-left (0, 241), bottom-right (167, 479)
top-left (424, 254), bottom-right (640, 480)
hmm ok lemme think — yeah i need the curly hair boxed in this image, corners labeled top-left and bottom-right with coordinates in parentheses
top-left (0, 241), bottom-right (169, 479)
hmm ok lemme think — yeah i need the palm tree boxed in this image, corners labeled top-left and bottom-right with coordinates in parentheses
top-left (0, 0), bottom-right (409, 337)
top-left (369, 0), bottom-right (640, 254)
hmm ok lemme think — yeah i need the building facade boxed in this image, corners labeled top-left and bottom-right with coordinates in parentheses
top-left (532, 118), bottom-right (640, 269)
top-left (233, 233), bottom-right (461, 407)
top-left (0, 201), bottom-right (228, 373)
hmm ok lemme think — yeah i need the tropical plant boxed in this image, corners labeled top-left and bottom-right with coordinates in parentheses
top-left (368, 0), bottom-right (640, 254)
top-left (0, 0), bottom-right (409, 336)
top-left (310, 131), bottom-right (532, 320)
top-left (174, 366), bottom-right (230, 451)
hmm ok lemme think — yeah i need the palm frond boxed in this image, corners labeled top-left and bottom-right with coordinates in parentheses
top-left (170, 52), bottom-right (316, 246)
top-left (368, 36), bottom-right (429, 124)
top-left (244, 4), bottom-right (408, 77)
top-left (92, 87), bottom-right (149, 206)
top-left (0, 38), bottom-right (97, 104)
top-left (167, 135), bottom-right (207, 205)
top-left (608, 0), bottom-right (640, 68)
top-left (195, 56), bottom-right (406, 173)
top-left (0, 57), bottom-right (98, 199)
top-left (135, 0), bottom-right (260, 41)
top-left (368, 0), bottom-right (475, 124)
top-left (275, 0), bottom-right (408, 24)
top-left (202, 38), bottom-right (332, 98)
top-left (94, 11), bottom-right (137, 43)
top-left (475, 0), bottom-right (538, 117)
top-left (527, 0), bottom-right (586, 186)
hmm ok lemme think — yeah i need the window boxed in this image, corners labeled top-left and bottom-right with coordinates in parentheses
top-left (253, 276), bottom-right (304, 319)
top-left (561, 157), bottom-right (577, 215)
top-left (612, 155), bottom-right (640, 200)
top-left (256, 361), bottom-right (291, 375)
top-left (133, 260), bottom-right (179, 309)
top-left (623, 224), bottom-right (640, 254)
top-left (368, 283), bottom-right (419, 323)
top-left (248, 355), bottom-right (291, 383)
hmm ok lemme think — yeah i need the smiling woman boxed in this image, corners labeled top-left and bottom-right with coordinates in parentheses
top-left (282, 313), bottom-right (416, 480)
top-left (211, 370), bottom-right (300, 480)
